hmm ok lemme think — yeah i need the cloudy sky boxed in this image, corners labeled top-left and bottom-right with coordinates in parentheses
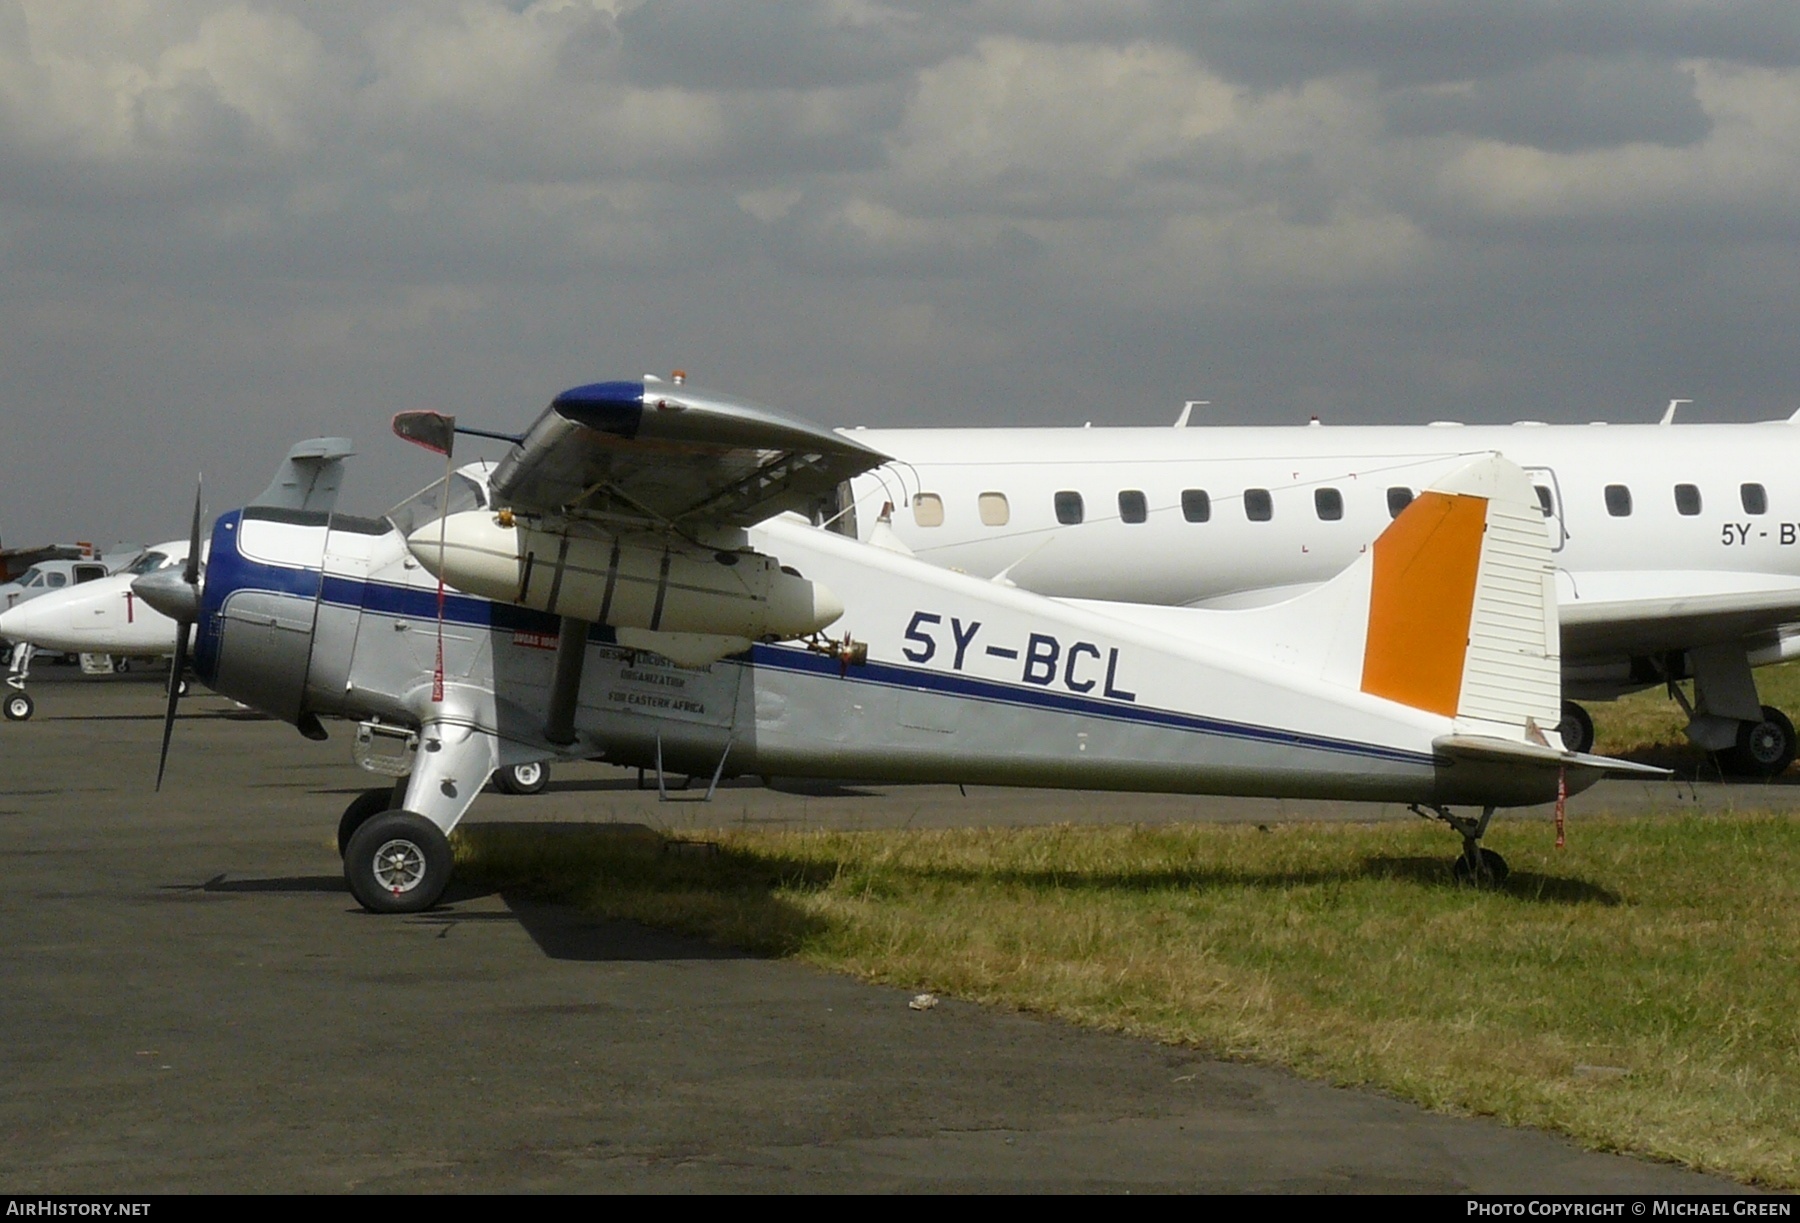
top-left (3, 0), bottom-right (1798, 543)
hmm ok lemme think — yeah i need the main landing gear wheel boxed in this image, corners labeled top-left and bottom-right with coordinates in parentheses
top-left (1724, 705), bottom-right (1797, 779)
top-left (337, 788), bottom-right (398, 857)
top-left (491, 761), bottom-right (549, 795)
top-left (112, 657), bottom-right (131, 674)
top-left (3, 691), bottom-right (32, 721)
top-left (1557, 700), bottom-right (1594, 755)
top-left (344, 811), bottom-right (451, 914)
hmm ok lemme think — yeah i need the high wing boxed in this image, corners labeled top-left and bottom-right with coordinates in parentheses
top-left (487, 379), bottom-right (888, 528)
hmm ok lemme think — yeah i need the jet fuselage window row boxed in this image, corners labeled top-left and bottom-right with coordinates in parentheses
top-left (916, 485), bottom-right (1415, 527)
top-left (908, 480), bottom-right (1773, 529)
top-left (1595, 482), bottom-right (1766, 518)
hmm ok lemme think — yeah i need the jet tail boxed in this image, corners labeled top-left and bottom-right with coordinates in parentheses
top-left (251, 437), bottom-right (356, 514)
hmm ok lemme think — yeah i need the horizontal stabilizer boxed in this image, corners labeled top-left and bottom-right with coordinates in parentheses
top-left (1433, 734), bottom-right (1669, 781)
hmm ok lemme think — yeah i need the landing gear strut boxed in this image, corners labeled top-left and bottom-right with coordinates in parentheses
top-left (4, 641), bottom-right (35, 721)
top-left (1411, 803), bottom-right (1508, 886)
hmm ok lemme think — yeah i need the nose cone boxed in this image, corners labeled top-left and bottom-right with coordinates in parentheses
top-left (0, 598), bottom-right (44, 642)
top-left (133, 569), bottom-right (199, 622)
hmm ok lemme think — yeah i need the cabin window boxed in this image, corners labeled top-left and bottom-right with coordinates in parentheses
top-left (45, 572), bottom-right (66, 588)
top-left (1054, 491), bottom-right (1084, 525)
top-left (1387, 487), bottom-right (1414, 518)
top-left (1244, 488), bottom-right (1273, 522)
top-left (911, 493), bottom-right (944, 528)
top-left (1181, 490), bottom-right (1211, 522)
top-left (978, 492), bottom-right (1010, 527)
top-left (1533, 486), bottom-right (1555, 518)
top-left (1314, 488), bottom-right (1344, 521)
top-left (1742, 483), bottom-right (1768, 515)
top-left (1604, 484), bottom-right (1633, 517)
top-left (1118, 490), bottom-right (1147, 524)
top-left (1674, 484), bottom-right (1702, 516)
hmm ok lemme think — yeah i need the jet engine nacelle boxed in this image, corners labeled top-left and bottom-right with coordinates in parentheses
top-left (406, 511), bottom-right (844, 641)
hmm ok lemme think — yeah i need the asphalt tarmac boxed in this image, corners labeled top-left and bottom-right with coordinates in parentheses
top-left (0, 672), bottom-right (1765, 1192)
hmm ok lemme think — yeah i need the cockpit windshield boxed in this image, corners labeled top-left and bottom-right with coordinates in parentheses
top-left (385, 470), bottom-right (489, 539)
top-left (20, 567), bottom-right (43, 587)
top-left (125, 551), bottom-right (171, 576)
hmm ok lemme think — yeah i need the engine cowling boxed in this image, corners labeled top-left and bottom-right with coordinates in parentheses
top-left (406, 511), bottom-right (843, 640)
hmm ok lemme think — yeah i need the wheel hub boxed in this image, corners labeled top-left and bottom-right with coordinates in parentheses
top-left (371, 838), bottom-right (427, 894)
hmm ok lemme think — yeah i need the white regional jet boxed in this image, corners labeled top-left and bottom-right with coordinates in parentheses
top-left (840, 406), bottom-right (1800, 774)
top-left (132, 381), bottom-right (1648, 913)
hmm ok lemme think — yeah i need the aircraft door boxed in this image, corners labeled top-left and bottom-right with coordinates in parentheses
top-left (1522, 466), bottom-right (1568, 552)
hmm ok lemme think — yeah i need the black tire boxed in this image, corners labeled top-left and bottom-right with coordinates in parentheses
top-left (3, 691), bottom-right (32, 721)
top-left (1558, 700), bottom-right (1594, 755)
top-left (343, 811), bottom-right (451, 914)
top-left (491, 760), bottom-right (549, 796)
top-left (1725, 706), bottom-right (1797, 778)
top-left (1452, 847), bottom-right (1509, 886)
top-left (337, 788), bottom-right (398, 857)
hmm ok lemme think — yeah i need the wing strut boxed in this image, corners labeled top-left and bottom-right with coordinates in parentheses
top-left (544, 616), bottom-right (588, 745)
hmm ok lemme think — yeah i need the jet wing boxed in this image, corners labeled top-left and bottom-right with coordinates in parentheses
top-left (487, 380), bottom-right (889, 528)
top-left (1558, 570), bottom-right (1800, 658)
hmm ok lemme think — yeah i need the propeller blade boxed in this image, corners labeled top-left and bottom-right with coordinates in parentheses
top-left (157, 477), bottom-right (203, 792)
top-left (155, 623), bottom-right (190, 792)
top-left (182, 477), bottom-right (203, 586)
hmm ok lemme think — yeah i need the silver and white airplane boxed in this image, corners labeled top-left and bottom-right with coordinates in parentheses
top-left (841, 405), bottom-right (1800, 773)
top-left (135, 379), bottom-right (1647, 915)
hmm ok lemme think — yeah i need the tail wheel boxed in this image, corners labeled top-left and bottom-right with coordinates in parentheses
top-left (343, 811), bottom-right (451, 914)
top-left (492, 761), bottom-right (549, 795)
top-left (1452, 846), bottom-right (1509, 887)
top-left (1557, 701), bottom-right (1594, 755)
top-left (1725, 706), bottom-right (1797, 778)
top-left (3, 691), bottom-right (33, 721)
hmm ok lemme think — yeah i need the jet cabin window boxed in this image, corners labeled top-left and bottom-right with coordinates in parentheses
top-left (978, 492), bottom-right (1010, 526)
top-left (1314, 488), bottom-right (1344, 521)
top-left (1054, 491), bottom-right (1084, 525)
top-left (1742, 483), bottom-right (1768, 515)
top-left (1181, 489), bottom-right (1211, 523)
top-left (912, 493), bottom-right (945, 528)
top-left (1387, 487), bottom-right (1414, 518)
top-left (1244, 489), bottom-right (1273, 522)
top-left (1604, 484), bottom-right (1633, 517)
top-left (1674, 484), bottom-right (1702, 516)
top-left (1118, 490), bottom-right (1147, 524)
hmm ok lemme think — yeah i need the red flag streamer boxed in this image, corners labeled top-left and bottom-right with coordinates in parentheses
top-left (431, 446), bottom-right (454, 703)
top-left (1555, 765), bottom-right (1567, 849)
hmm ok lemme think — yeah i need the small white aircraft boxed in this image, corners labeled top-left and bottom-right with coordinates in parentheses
top-left (134, 380), bottom-right (1648, 914)
top-left (842, 404), bottom-right (1800, 774)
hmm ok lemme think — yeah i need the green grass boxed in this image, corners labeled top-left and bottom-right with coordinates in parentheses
top-left (458, 812), bottom-right (1800, 1187)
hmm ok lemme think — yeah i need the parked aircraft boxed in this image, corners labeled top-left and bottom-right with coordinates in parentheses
top-left (135, 380), bottom-right (1648, 914)
top-left (842, 407), bottom-right (1800, 774)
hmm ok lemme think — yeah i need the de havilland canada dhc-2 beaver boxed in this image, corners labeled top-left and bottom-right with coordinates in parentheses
top-left (133, 378), bottom-right (1653, 914)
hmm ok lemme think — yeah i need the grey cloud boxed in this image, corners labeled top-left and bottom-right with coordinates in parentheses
top-left (1385, 55), bottom-right (1711, 151)
top-left (617, 0), bottom-right (958, 90)
top-left (1162, 0), bottom-right (1800, 89)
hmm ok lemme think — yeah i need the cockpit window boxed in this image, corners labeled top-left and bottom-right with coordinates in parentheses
top-left (385, 472), bottom-right (488, 538)
top-left (125, 551), bottom-right (171, 576)
top-left (45, 571), bottom-right (66, 588)
top-left (22, 568), bottom-right (44, 588)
